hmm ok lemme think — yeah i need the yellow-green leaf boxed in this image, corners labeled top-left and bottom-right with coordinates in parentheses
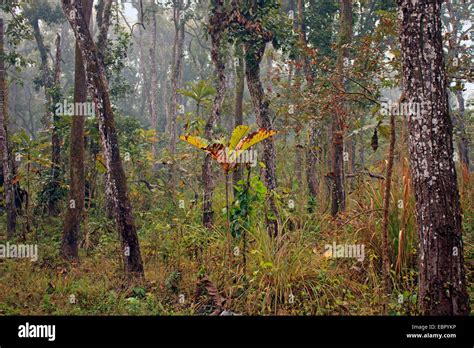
top-left (235, 128), bottom-right (277, 153)
top-left (179, 134), bottom-right (209, 150)
top-left (229, 125), bottom-right (250, 151)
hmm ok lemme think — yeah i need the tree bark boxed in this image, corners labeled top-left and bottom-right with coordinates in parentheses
top-left (62, 0), bottom-right (144, 278)
top-left (61, 0), bottom-right (93, 260)
top-left (444, 0), bottom-right (470, 179)
top-left (48, 34), bottom-right (62, 216)
top-left (297, 0), bottom-right (318, 207)
top-left (30, 15), bottom-right (62, 215)
top-left (96, 0), bottom-right (112, 59)
top-left (306, 124), bottom-right (320, 207)
top-left (331, 0), bottom-right (352, 216)
top-left (149, 10), bottom-right (159, 165)
top-left (232, 44), bottom-right (245, 193)
top-left (381, 109), bottom-right (395, 297)
top-left (202, 0), bottom-right (227, 229)
top-left (397, 0), bottom-right (468, 315)
top-left (168, 0), bottom-right (186, 196)
top-left (95, 0), bottom-right (114, 219)
top-left (0, 18), bottom-right (16, 238)
top-left (245, 41), bottom-right (279, 237)
top-left (455, 90), bottom-right (470, 175)
top-left (30, 17), bottom-right (52, 123)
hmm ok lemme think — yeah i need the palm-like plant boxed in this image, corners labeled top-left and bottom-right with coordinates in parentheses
top-left (177, 80), bottom-right (216, 117)
top-left (180, 125), bottom-right (277, 227)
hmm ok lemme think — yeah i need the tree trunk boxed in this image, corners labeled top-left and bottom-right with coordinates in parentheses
top-left (95, 0), bottom-right (114, 219)
top-left (397, 0), bottom-right (468, 315)
top-left (306, 124), bottom-right (320, 208)
top-left (49, 34), bottom-right (62, 216)
top-left (149, 10), bottom-right (159, 165)
top-left (61, 0), bottom-right (93, 260)
top-left (297, 0), bottom-right (318, 208)
top-left (331, 0), bottom-right (352, 216)
top-left (168, 0), bottom-right (186, 196)
top-left (232, 44), bottom-right (245, 192)
top-left (381, 109), bottom-right (395, 297)
top-left (444, 0), bottom-right (470, 181)
top-left (202, 0), bottom-right (227, 229)
top-left (455, 90), bottom-right (470, 176)
top-left (96, 0), bottom-right (112, 59)
top-left (245, 41), bottom-right (279, 237)
top-left (30, 16), bottom-right (62, 215)
top-left (0, 18), bottom-right (16, 238)
top-left (62, 0), bottom-right (144, 278)
top-left (30, 17), bottom-right (52, 127)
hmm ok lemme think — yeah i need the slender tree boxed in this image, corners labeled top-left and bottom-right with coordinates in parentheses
top-left (232, 44), bottom-right (245, 193)
top-left (0, 18), bottom-right (16, 238)
top-left (331, 0), bottom-right (352, 216)
top-left (49, 34), bottom-right (62, 216)
top-left (61, 0), bottom-right (94, 260)
top-left (202, 0), bottom-right (227, 228)
top-left (62, 0), bottom-right (144, 278)
top-left (444, 0), bottom-right (471, 178)
top-left (149, 8), bottom-right (159, 164)
top-left (24, 3), bottom-right (63, 215)
top-left (242, 4), bottom-right (279, 237)
top-left (168, 0), bottom-right (187, 196)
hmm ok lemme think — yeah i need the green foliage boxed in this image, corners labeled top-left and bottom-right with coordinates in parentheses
top-left (230, 175), bottom-right (266, 238)
top-left (305, 0), bottom-right (339, 60)
top-left (226, 0), bottom-right (298, 58)
top-left (177, 79), bottom-right (216, 105)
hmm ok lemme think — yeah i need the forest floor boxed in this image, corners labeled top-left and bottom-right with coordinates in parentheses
top-left (0, 167), bottom-right (473, 315)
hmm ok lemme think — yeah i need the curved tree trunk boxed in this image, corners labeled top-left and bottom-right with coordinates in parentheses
top-left (62, 0), bottom-right (144, 278)
top-left (397, 0), bottom-right (468, 315)
top-left (245, 42), bottom-right (279, 237)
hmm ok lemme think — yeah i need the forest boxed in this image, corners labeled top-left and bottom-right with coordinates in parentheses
top-left (0, 0), bottom-right (472, 316)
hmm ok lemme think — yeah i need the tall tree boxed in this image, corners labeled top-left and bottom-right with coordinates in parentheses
top-left (232, 43), bottom-right (245, 192)
top-left (296, 0), bottom-right (320, 208)
top-left (62, 0), bottom-right (144, 278)
top-left (0, 18), bottom-right (16, 238)
top-left (24, 2), bottom-right (63, 215)
top-left (49, 34), bottom-right (62, 216)
top-left (149, 8), bottom-right (159, 164)
top-left (397, 0), bottom-right (468, 315)
top-left (331, 0), bottom-right (352, 216)
top-left (444, 0), bottom-right (471, 178)
top-left (96, 0), bottom-right (114, 220)
top-left (242, 4), bottom-right (279, 237)
top-left (202, 0), bottom-right (227, 228)
top-left (61, 0), bottom-right (94, 260)
top-left (168, 0), bottom-right (187, 196)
